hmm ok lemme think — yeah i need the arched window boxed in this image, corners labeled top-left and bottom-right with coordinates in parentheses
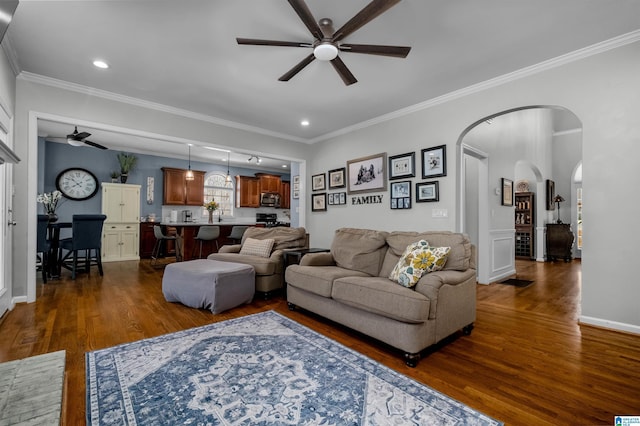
top-left (203, 173), bottom-right (233, 218)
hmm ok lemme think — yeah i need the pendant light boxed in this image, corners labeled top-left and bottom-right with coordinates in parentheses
top-left (225, 151), bottom-right (232, 183)
top-left (185, 144), bottom-right (194, 181)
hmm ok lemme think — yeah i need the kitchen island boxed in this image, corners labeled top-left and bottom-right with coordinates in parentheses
top-left (140, 222), bottom-right (263, 261)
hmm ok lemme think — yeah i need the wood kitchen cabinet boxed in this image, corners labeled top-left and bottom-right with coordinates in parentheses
top-left (235, 175), bottom-right (260, 208)
top-left (256, 173), bottom-right (281, 193)
top-left (280, 181), bottom-right (290, 209)
top-left (162, 167), bottom-right (205, 205)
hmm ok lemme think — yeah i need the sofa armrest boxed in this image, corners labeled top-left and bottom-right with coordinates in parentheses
top-left (300, 252), bottom-right (336, 266)
top-left (219, 244), bottom-right (241, 253)
top-left (414, 269), bottom-right (477, 319)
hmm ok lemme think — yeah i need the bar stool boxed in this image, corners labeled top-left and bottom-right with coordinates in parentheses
top-left (151, 225), bottom-right (177, 266)
top-left (192, 226), bottom-right (220, 259)
top-left (227, 225), bottom-right (249, 244)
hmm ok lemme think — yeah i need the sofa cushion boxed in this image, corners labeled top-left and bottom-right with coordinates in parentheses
top-left (331, 228), bottom-right (389, 276)
top-left (242, 227), bottom-right (307, 250)
top-left (206, 253), bottom-right (277, 276)
top-left (285, 265), bottom-right (370, 298)
top-left (380, 231), bottom-right (471, 277)
top-left (389, 240), bottom-right (451, 287)
top-left (240, 237), bottom-right (275, 258)
top-left (331, 276), bottom-right (430, 324)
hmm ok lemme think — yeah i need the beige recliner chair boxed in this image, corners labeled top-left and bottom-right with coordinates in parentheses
top-left (207, 226), bottom-right (307, 297)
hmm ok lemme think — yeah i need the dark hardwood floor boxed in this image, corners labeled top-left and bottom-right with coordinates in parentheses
top-left (1, 258), bottom-right (639, 425)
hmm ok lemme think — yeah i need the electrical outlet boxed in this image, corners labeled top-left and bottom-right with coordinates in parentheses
top-left (432, 209), bottom-right (448, 218)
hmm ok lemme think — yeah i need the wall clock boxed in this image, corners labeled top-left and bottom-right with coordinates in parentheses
top-left (55, 167), bottom-right (99, 201)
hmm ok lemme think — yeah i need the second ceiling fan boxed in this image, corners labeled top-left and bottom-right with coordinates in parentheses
top-left (236, 0), bottom-right (411, 85)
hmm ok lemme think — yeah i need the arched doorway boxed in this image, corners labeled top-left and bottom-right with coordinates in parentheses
top-left (457, 106), bottom-right (582, 284)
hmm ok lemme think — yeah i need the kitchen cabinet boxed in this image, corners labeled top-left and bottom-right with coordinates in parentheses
top-left (514, 192), bottom-right (534, 259)
top-left (236, 175), bottom-right (260, 208)
top-left (162, 167), bottom-right (205, 206)
top-left (101, 183), bottom-right (140, 262)
top-left (280, 181), bottom-right (290, 209)
top-left (256, 173), bottom-right (281, 193)
top-left (139, 223), bottom-right (176, 259)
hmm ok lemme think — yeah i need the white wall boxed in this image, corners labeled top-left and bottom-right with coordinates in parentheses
top-left (307, 41), bottom-right (640, 333)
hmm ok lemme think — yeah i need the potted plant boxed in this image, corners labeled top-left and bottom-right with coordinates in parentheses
top-left (117, 153), bottom-right (137, 183)
top-left (110, 171), bottom-right (120, 183)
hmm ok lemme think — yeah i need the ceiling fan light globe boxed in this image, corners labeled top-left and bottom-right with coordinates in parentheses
top-left (314, 43), bottom-right (338, 61)
top-left (67, 138), bottom-right (84, 147)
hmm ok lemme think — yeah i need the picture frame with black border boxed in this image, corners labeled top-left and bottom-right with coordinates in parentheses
top-left (347, 152), bottom-right (387, 194)
top-left (328, 193), bottom-right (335, 205)
top-left (338, 192), bottom-right (346, 205)
top-left (312, 173), bottom-right (326, 191)
top-left (501, 178), bottom-right (513, 206)
top-left (312, 192), bottom-right (327, 211)
top-left (421, 145), bottom-right (447, 178)
top-left (328, 167), bottom-right (346, 189)
top-left (388, 152), bottom-right (415, 180)
top-left (390, 180), bottom-right (412, 209)
top-left (546, 179), bottom-right (555, 210)
top-left (416, 181), bottom-right (439, 202)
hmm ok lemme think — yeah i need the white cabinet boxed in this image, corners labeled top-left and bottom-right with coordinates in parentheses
top-left (101, 183), bottom-right (140, 262)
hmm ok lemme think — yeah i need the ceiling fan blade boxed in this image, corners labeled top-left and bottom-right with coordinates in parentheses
top-left (236, 38), bottom-right (312, 48)
top-left (84, 140), bottom-right (108, 150)
top-left (287, 0), bottom-right (324, 40)
top-left (330, 56), bottom-right (357, 86)
top-left (339, 43), bottom-right (411, 58)
top-left (278, 53), bottom-right (316, 81)
top-left (333, 0), bottom-right (401, 42)
top-left (75, 131), bottom-right (91, 140)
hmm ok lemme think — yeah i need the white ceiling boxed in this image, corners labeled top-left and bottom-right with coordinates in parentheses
top-left (6, 1), bottom-right (640, 163)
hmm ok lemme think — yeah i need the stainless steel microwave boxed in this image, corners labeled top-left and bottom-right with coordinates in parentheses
top-left (260, 192), bottom-right (280, 207)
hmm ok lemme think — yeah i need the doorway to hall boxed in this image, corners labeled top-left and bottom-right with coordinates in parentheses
top-left (458, 106), bottom-right (582, 284)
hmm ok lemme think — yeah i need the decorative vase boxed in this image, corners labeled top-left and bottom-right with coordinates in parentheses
top-left (208, 210), bottom-right (214, 224)
top-left (47, 213), bottom-right (58, 223)
top-left (120, 173), bottom-right (128, 183)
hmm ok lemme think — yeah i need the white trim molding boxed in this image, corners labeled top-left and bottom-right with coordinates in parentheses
top-left (580, 316), bottom-right (640, 336)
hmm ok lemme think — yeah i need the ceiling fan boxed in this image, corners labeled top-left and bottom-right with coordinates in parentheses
top-left (236, 0), bottom-right (411, 85)
top-left (62, 126), bottom-right (108, 150)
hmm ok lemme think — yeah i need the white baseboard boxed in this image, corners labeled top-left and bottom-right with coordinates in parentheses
top-left (12, 295), bottom-right (27, 305)
top-left (579, 315), bottom-right (640, 335)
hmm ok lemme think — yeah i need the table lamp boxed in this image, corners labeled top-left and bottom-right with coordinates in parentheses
top-left (553, 195), bottom-right (565, 224)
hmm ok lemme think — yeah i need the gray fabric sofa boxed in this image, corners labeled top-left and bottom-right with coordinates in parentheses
top-left (207, 226), bottom-right (307, 296)
top-left (285, 228), bottom-right (477, 366)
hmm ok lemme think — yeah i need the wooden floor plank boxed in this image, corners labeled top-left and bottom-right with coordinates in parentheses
top-left (0, 258), bottom-right (639, 425)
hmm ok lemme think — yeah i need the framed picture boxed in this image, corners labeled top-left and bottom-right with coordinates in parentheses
top-left (390, 180), bottom-right (412, 209)
top-left (328, 167), bottom-right (346, 189)
top-left (416, 181), bottom-right (439, 202)
top-left (312, 173), bottom-right (326, 191)
top-left (501, 178), bottom-right (513, 206)
top-left (337, 192), bottom-right (346, 205)
top-left (546, 179), bottom-right (555, 210)
top-left (292, 181), bottom-right (300, 199)
top-left (388, 152), bottom-right (415, 180)
top-left (311, 193), bottom-right (327, 211)
top-left (421, 145), bottom-right (447, 178)
top-left (347, 152), bottom-right (387, 194)
top-left (328, 193), bottom-right (335, 205)
top-left (293, 175), bottom-right (300, 184)
top-left (292, 189), bottom-right (300, 199)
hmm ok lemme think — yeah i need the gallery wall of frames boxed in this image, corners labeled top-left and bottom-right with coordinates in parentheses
top-left (310, 145), bottom-right (447, 212)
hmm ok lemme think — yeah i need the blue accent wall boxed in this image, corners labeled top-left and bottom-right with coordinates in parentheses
top-left (38, 139), bottom-right (290, 222)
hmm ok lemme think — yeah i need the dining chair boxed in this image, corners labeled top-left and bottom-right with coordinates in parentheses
top-left (37, 214), bottom-right (51, 283)
top-left (151, 225), bottom-right (177, 266)
top-left (192, 226), bottom-right (220, 259)
top-left (58, 214), bottom-right (107, 279)
top-left (227, 225), bottom-right (249, 245)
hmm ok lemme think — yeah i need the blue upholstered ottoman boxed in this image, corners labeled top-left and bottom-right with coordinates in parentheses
top-left (162, 259), bottom-right (255, 314)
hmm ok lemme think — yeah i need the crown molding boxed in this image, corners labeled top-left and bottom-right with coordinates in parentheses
top-left (1, 37), bottom-right (21, 78)
top-left (17, 72), bottom-right (307, 144)
top-left (309, 30), bottom-right (640, 143)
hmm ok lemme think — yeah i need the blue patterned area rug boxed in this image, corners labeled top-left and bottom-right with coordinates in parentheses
top-left (86, 311), bottom-right (502, 425)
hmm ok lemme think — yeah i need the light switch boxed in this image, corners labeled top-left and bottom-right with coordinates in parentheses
top-left (432, 209), bottom-right (448, 218)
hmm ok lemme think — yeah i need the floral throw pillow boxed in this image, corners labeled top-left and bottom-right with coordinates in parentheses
top-left (389, 240), bottom-right (451, 288)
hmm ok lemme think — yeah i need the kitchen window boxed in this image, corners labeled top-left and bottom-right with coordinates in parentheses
top-left (203, 173), bottom-right (234, 218)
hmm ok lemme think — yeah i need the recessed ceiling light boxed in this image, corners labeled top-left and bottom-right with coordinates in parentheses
top-left (93, 60), bottom-right (109, 69)
top-left (301, 120), bottom-right (310, 126)
top-left (282, 164), bottom-right (288, 168)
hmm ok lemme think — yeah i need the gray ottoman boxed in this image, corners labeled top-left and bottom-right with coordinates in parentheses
top-left (162, 259), bottom-right (255, 314)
